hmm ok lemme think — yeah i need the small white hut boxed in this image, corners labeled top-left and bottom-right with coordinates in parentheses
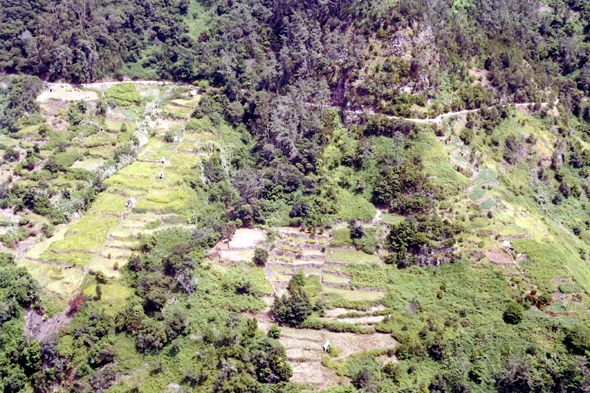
top-left (125, 197), bottom-right (137, 208)
top-left (158, 172), bottom-right (165, 179)
top-left (173, 135), bottom-right (179, 142)
top-left (160, 156), bottom-right (167, 164)
top-left (323, 340), bottom-right (332, 353)
top-left (188, 90), bottom-right (197, 98)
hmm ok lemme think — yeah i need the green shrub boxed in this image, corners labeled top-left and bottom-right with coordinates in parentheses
top-left (272, 288), bottom-right (312, 326)
top-left (3, 147), bottom-right (19, 162)
top-left (164, 131), bottom-right (175, 143)
top-left (267, 324), bottom-right (281, 339)
top-left (95, 271), bottom-right (108, 284)
top-left (564, 325), bottom-right (590, 355)
top-left (253, 248), bottom-right (269, 266)
top-left (503, 301), bottom-right (523, 324)
top-left (186, 118), bottom-right (200, 131)
top-left (105, 83), bottom-right (141, 106)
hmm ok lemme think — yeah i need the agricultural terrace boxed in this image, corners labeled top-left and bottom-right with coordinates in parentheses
top-left (15, 82), bottom-right (230, 306)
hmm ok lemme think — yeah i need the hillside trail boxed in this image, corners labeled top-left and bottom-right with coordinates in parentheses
top-left (338, 99), bottom-right (559, 124)
top-left (36, 77), bottom-right (559, 125)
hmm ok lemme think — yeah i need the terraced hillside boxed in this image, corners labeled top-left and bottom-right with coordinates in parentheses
top-left (209, 225), bottom-right (397, 388)
top-left (4, 77), bottom-right (590, 392)
top-left (12, 82), bottom-right (228, 302)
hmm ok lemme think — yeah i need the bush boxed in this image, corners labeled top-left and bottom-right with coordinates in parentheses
top-left (253, 248), bottom-right (269, 266)
top-left (95, 271), bottom-right (108, 284)
top-left (105, 83), bottom-right (141, 106)
top-left (272, 288), bottom-right (312, 326)
top-left (564, 325), bottom-right (590, 355)
top-left (267, 324), bottom-right (281, 339)
top-left (164, 131), bottom-right (175, 143)
top-left (3, 147), bottom-right (20, 162)
top-left (503, 301), bottom-right (523, 324)
top-left (349, 219), bottom-right (364, 239)
top-left (331, 228), bottom-right (353, 247)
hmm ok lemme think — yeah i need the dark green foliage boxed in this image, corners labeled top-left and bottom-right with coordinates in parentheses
top-left (253, 248), bottom-right (269, 266)
top-left (494, 356), bottom-right (546, 393)
top-left (349, 219), bottom-right (364, 239)
top-left (272, 288), bottom-right (312, 327)
top-left (0, 252), bottom-right (41, 389)
top-left (0, 76), bottom-right (44, 133)
top-left (3, 147), bottom-right (19, 162)
top-left (267, 324), bottom-right (281, 339)
top-left (382, 362), bottom-right (401, 384)
top-left (136, 319), bottom-right (168, 353)
top-left (164, 131), bottom-right (175, 143)
top-left (503, 301), bottom-right (524, 325)
top-left (351, 367), bottom-right (379, 393)
top-left (564, 325), bottom-right (590, 355)
top-left (289, 270), bottom-right (306, 291)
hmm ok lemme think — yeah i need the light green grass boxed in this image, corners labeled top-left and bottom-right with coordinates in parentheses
top-left (39, 250), bottom-right (94, 267)
top-left (335, 189), bottom-right (376, 221)
top-left (323, 287), bottom-right (385, 302)
top-left (18, 258), bottom-right (84, 295)
top-left (104, 175), bottom-right (152, 192)
top-left (48, 216), bottom-right (119, 253)
top-left (87, 193), bottom-right (128, 215)
top-left (327, 250), bottom-right (381, 265)
top-left (70, 157), bottom-right (105, 171)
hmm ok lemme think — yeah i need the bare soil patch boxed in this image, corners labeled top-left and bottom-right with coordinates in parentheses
top-left (24, 309), bottom-right (73, 342)
top-left (486, 249), bottom-right (512, 264)
top-left (228, 228), bottom-right (267, 249)
top-left (38, 88), bottom-right (98, 102)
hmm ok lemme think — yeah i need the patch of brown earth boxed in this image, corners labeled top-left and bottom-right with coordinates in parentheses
top-left (24, 309), bottom-right (73, 342)
top-left (486, 249), bottom-right (512, 265)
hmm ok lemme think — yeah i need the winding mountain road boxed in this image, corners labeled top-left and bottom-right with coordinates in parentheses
top-left (340, 99), bottom-right (559, 125)
top-left (38, 78), bottom-right (558, 125)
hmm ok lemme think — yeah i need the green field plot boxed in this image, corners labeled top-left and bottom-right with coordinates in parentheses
top-left (87, 192), bottom-right (128, 215)
top-left (135, 188), bottom-right (193, 212)
top-left (470, 186), bottom-right (486, 201)
top-left (104, 174), bottom-right (152, 192)
top-left (168, 151), bottom-right (199, 172)
top-left (475, 166), bottom-right (498, 186)
top-left (100, 247), bottom-right (133, 261)
top-left (164, 104), bottom-right (193, 118)
top-left (323, 287), bottom-right (386, 302)
top-left (82, 133), bottom-right (116, 148)
top-left (48, 215), bottom-right (119, 253)
top-left (137, 139), bottom-right (175, 161)
top-left (18, 258), bottom-right (84, 295)
top-left (480, 198), bottom-right (497, 210)
top-left (86, 256), bottom-right (124, 278)
top-left (70, 157), bottom-right (105, 171)
top-left (84, 145), bottom-right (115, 159)
top-left (380, 213), bottom-right (406, 225)
top-left (322, 274), bottom-right (350, 285)
top-left (327, 250), bottom-right (381, 265)
top-left (39, 250), bottom-right (94, 267)
top-left (171, 97), bottom-right (200, 107)
top-left (117, 161), bottom-right (161, 178)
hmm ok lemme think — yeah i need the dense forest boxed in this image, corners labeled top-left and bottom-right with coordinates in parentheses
top-left (2, 0), bottom-right (590, 392)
